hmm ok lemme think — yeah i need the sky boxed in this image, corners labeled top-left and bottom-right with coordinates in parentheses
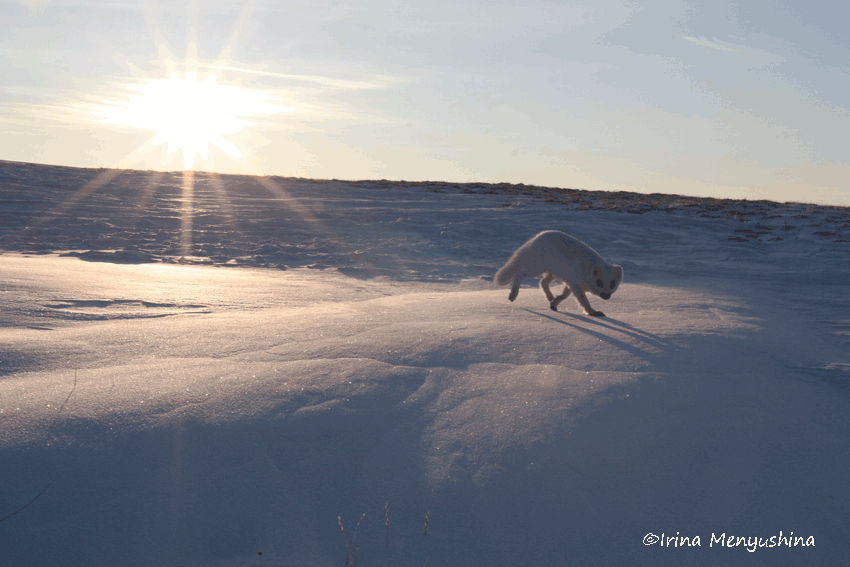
top-left (2, 0), bottom-right (849, 205)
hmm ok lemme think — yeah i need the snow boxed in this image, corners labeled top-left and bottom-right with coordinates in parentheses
top-left (1, 159), bottom-right (849, 566)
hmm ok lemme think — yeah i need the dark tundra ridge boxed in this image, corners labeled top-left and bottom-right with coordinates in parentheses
top-left (1, 159), bottom-right (848, 270)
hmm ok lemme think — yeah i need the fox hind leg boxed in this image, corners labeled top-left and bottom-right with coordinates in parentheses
top-left (508, 273), bottom-right (527, 302)
top-left (539, 272), bottom-right (556, 302)
top-left (550, 283), bottom-right (572, 312)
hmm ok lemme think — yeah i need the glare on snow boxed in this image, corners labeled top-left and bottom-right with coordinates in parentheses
top-left (94, 72), bottom-right (291, 169)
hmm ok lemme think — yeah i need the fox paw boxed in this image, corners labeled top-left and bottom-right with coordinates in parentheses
top-left (588, 311), bottom-right (605, 317)
top-left (549, 304), bottom-right (558, 312)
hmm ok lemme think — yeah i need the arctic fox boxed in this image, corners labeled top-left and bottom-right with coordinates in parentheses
top-left (495, 230), bottom-right (623, 317)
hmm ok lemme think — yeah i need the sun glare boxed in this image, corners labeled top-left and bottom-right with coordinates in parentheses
top-left (94, 72), bottom-right (291, 169)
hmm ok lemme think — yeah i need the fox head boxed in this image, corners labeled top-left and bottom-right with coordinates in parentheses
top-left (591, 264), bottom-right (624, 300)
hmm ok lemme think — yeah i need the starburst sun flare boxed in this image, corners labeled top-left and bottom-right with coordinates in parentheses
top-left (94, 71), bottom-right (291, 169)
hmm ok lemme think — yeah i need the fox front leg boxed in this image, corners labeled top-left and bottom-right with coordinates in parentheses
top-left (549, 284), bottom-right (572, 312)
top-left (572, 288), bottom-right (605, 317)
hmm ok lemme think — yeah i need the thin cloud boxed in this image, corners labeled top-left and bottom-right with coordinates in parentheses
top-left (205, 65), bottom-right (399, 91)
top-left (681, 36), bottom-right (785, 67)
top-left (682, 36), bottom-right (748, 54)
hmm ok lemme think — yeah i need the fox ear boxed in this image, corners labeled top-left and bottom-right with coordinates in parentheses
top-left (616, 265), bottom-right (624, 279)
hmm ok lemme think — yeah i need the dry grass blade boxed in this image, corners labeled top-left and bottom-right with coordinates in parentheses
top-left (0, 476), bottom-right (57, 523)
top-left (1, 370), bottom-right (78, 523)
top-left (56, 369), bottom-right (78, 418)
top-left (339, 513), bottom-right (366, 567)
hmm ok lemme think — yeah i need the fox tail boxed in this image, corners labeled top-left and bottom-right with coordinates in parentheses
top-left (494, 254), bottom-right (521, 286)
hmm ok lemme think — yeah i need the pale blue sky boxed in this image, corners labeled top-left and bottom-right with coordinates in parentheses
top-left (2, 0), bottom-right (848, 204)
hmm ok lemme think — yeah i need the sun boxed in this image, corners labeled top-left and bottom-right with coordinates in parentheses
top-left (94, 71), bottom-right (291, 169)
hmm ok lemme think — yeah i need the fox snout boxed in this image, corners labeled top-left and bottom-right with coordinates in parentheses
top-left (599, 292), bottom-right (611, 300)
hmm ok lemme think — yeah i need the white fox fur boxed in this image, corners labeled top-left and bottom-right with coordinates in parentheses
top-left (495, 230), bottom-right (623, 317)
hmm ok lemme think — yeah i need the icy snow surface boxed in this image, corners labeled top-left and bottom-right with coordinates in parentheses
top-left (1, 160), bottom-right (850, 566)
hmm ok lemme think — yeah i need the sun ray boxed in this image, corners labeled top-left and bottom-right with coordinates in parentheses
top-left (254, 176), bottom-right (319, 222)
top-left (50, 7), bottom-right (297, 265)
top-left (137, 171), bottom-right (163, 209)
top-left (93, 69), bottom-right (291, 171)
top-left (207, 172), bottom-right (243, 234)
top-left (180, 170), bottom-right (195, 259)
top-left (11, 7), bottom-right (298, 258)
top-left (253, 176), bottom-right (381, 277)
top-left (19, 169), bottom-right (123, 240)
top-left (213, 0), bottom-right (258, 66)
